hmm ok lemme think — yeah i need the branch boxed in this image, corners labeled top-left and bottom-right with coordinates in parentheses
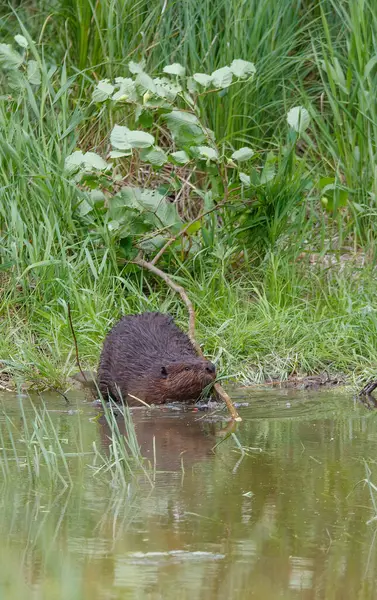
top-left (67, 303), bottom-right (88, 384)
top-left (132, 256), bottom-right (242, 422)
top-left (151, 196), bottom-right (233, 266)
top-left (133, 256), bottom-right (199, 351)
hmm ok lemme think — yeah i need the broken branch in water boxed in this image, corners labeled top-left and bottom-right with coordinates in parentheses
top-left (132, 256), bottom-right (242, 422)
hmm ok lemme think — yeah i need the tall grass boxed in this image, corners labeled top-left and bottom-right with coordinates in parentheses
top-left (306, 0), bottom-right (377, 243)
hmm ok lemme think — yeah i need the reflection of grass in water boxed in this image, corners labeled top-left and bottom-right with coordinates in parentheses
top-left (364, 463), bottom-right (377, 525)
top-left (0, 397), bottom-right (76, 488)
top-left (0, 392), bottom-right (150, 488)
top-left (0, 479), bottom-right (146, 599)
top-left (1, 398), bottom-right (377, 598)
top-left (91, 397), bottom-right (153, 487)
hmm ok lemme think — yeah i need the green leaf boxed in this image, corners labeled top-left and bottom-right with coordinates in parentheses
top-left (116, 187), bottom-right (181, 229)
top-left (78, 152), bottom-right (109, 171)
top-left (170, 150), bottom-right (190, 164)
top-left (110, 189), bottom-right (141, 215)
top-left (110, 125), bottom-right (132, 150)
top-left (165, 110), bottom-right (199, 125)
top-left (193, 73), bottom-right (213, 87)
top-left (153, 77), bottom-right (182, 100)
top-left (6, 69), bottom-right (25, 90)
top-left (286, 106), bottom-right (310, 133)
top-left (126, 130), bottom-right (155, 148)
top-left (0, 44), bottom-right (23, 69)
top-left (201, 226), bottom-right (213, 247)
top-left (321, 183), bottom-right (348, 212)
top-left (135, 72), bottom-right (156, 94)
top-left (211, 66), bottom-right (233, 88)
top-left (141, 146), bottom-right (167, 166)
top-left (128, 59), bottom-right (146, 74)
top-left (92, 80), bottom-right (115, 102)
top-left (64, 151), bottom-right (109, 172)
top-left (111, 126), bottom-right (155, 154)
top-left (108, 219), bottom-right (121, 231)
top-left (230, 59), bottom-right (256, 79)
top-left (139, 234), bottom-right (167, 251)
top-left (118, 236), bottom-right (135, 259)
top-left (187, 77), bottom-right (198, 93)
top-left (231, 147), bottom-right (254, 161)
top-left (112, 77), bottom-right (137, 102)
top-left (239, 172), bottom-right (251, 186)
top-left (318, 177), bottom-right (335, 190)
top-left (164, 110), bottom-right (205, 144)
top-left (90, 189), bottom-right (106, 204)
top-left (260, 151), bottom-right (276, 183)
top-left (185, 220), bottom-right (202, 236)
top-left (163, 63), bottom-right (185, 76)
top-left (193, 146), bottom-right (219, 161)
top-left (136, 109), bottom-right (154, 128)
top-left (77, 197), bottom-right (93, 216)
top-left (27, 60), bottom-right (41, 85)
top-left (249, 167), bottom-right (260, 186)
top-left (14, 35), bottom-right (28, 49)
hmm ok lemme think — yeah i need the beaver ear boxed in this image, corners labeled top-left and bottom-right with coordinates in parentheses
top-left (161, 366), bottom-right (168, 378)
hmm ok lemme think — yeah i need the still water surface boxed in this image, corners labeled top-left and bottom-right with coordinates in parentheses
top-left (0, 388), bottom-right (377, 599)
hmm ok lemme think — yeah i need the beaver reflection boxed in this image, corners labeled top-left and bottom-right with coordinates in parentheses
top-left (98, 410), bottom-right (228, 471)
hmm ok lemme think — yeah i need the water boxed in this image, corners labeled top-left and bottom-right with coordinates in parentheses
top-left (0, 388), bottom-right (377, 599)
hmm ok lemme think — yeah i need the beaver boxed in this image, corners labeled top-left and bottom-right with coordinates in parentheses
top-left (97, 312), bottom-right (216, 405)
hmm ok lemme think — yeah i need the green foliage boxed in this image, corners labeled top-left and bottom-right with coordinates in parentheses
top-left (0, 0), bottom-right (377, 389)
top-left (62, 58), bottom-right (314, 261)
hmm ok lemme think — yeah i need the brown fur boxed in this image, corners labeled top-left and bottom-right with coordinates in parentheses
top-left (98, 312), bottom-right (216, 405)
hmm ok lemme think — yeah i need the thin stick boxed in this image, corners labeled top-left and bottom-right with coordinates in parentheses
top-left (150, 196), bottom-right (237, 266)
top-left (127, 393), bottom-right (152, 408)
top-left (67, 303), bottom-right (88, 384)
top-left (50, 387), bottom-right (70, 406)
top-left (132, 257), bottom-right (241, 422)
top-left (134, 257), bottom-right (199, 349)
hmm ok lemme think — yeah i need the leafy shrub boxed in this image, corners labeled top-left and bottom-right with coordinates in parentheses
top-left (64, 59), bottom-right (315, 263)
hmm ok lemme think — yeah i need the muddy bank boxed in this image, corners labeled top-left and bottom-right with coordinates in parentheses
top-left (238, 371), bottom-right (348, 391)
top-left (0, 366), bottom-right (353, 396)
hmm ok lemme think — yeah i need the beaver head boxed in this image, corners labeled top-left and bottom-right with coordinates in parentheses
top-left (148, 358), bottom-right (216, 403)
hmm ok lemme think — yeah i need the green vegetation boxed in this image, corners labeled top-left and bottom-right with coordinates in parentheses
top-left (1, 0), bottom-right (377, 391)
top-left (0, 393), bottom-right (147, 487)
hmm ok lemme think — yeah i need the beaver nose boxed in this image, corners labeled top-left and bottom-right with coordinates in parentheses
top-left (205, 362), bottom-right (216, 374)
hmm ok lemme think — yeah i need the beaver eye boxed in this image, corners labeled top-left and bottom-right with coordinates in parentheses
top-left (185, 366), bottom-right (190, 371)
top-left (161, 366), bottom-right (168, 378)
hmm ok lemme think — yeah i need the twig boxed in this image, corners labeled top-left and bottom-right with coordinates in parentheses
top-left (50, 388), bottom-right (70, 406)
top-left (127, 393), bottom-right (152, 408)
top-left (132, 256), bottom-right (242, 422)
top-left (151, 197), bottom-right (232, 266)
top-left (67, 303), bottom-right (88, 384)
top-left (359, 380), bottom-right (377, 397)
top-left (138, 192), bottom-right (249, 249)
top-left (133, 256), bottom-right (199, 350)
